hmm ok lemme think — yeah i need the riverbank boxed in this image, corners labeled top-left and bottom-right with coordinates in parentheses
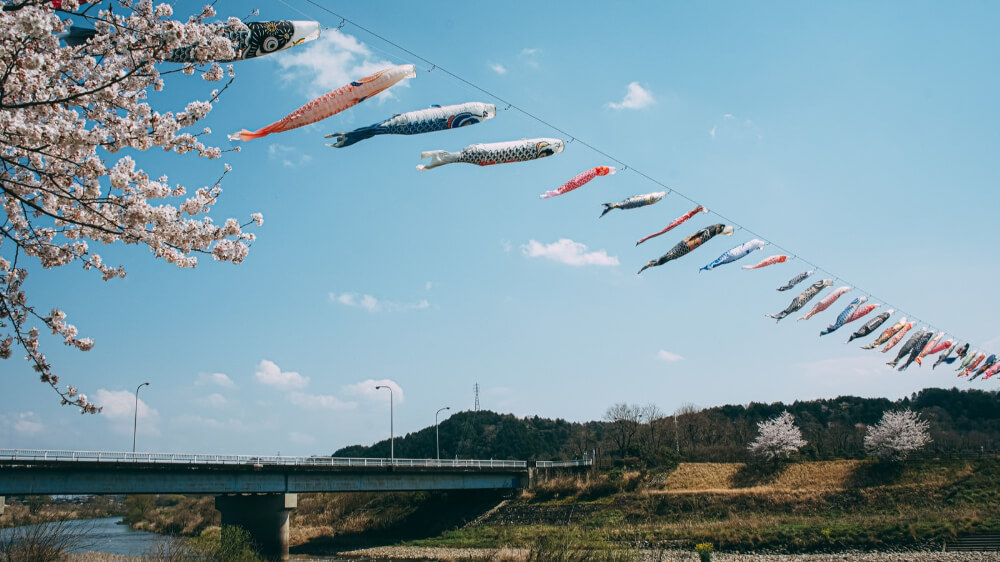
top-left (112, 458), bottom-right (1000, 556)
top-left (0, 496), bottom-right (122, 529)
top-left (336, 548), bottom-right (1000, 561)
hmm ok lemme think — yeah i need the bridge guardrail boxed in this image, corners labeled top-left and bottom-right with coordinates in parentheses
top-left (0, 449), bottom-right (528, 469)
top-left (535, 459), bottom-right (593, 468)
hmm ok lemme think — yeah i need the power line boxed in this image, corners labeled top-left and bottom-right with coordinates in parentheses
top-left (276, 0), bottom-right (993, 357)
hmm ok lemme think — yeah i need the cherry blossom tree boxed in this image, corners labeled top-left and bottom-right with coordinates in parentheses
top-left (1, 0), bottom-right (260, 412)
top-left (864, 409), bottom-right (932, 460)
top-left (747, 411), bottom-right (807, 460)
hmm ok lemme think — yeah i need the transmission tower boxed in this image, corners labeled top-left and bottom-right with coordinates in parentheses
top-left (473, 383), bottom-right (480, 411)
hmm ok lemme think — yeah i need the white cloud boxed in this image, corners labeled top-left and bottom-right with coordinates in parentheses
top-left (329, 292), bottom-right (430, 313)
top-left (195, 372), bottom-right (235, 389)
top-left (342, 379), bottom-right (404, 404)
top-left (521, 239), bottom-right (619, 267)
top-left (657, 350), bottom-right (684, 362)
top-left (13, 412), bottom-right (43, 436)
top-left (267, 144), bottom-right (312, 168)
top-left (709, 125), bottom-right (717, 139)
top-left (95, 389), bottom-right (157, 421)
top-left (288, 391), bottom-right (356, 411)
top-left (255, 359), bottom-right (310, 389)
top-left (94, 389), bottom-right (160, 436)
top-left (490, 63), bottom-right (507, 75)
top-left (501, 239), bottom-right (513, 253)
top-left (273, 30), bottom-right (402, 99)
top-left (607, 82), bottom-right (654, 110)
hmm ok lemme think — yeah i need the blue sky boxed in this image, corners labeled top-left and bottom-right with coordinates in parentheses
top-left (2, 1), bottom-right (998, 457)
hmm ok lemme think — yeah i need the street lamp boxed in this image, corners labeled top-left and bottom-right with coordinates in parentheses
top-left (133, 382), bottom-right (150, 453)
top-left (375, 385), bottom-right (393, 461)
top-left (435, 406), bottom-right (450, 461)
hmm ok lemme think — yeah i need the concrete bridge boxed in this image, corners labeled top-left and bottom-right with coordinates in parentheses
top-left (0, 449), bottom-right (591, 560)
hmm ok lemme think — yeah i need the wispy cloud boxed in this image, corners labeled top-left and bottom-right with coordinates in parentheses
top-left (501, 239), bottom-right (513, 253)
top-left (796, 356), bottom-right (887, 379)
top-left (272, 30), bottom-right (402, 99)
top-left (289, 431), bottom-right (316, 445)
top-left (199, 393), bottom-right (228, 407)
top-left (521, 239), bottom-right (619, 267)
top-left (490, 63), bottom-right (507, 75)
top-left (196, 372), bottom-right (235, 389)
top-left (981, 335), bottom-right (1000, 350)
top-left (607, 82), bottom-right (654, 110)
top-left (519, 47), bottom-right (541, 68)
top-left (255, 359), bottom-right (310, 389)
top-left (171, 414), bottom-right (253, 432)
top-left (709, 112), bottom-right (763, 143)
top-left (657, 350), bottom-right (684, 362)
top-left (13, 412), bottom-right (43, 436)
top-left (288, 391), bottom-right (356, 410)
top-left (342, 379), bottom-right (405, 404)
top-left (267, 144), bottom-right (312, 168)
top-left (329, 292), bottom-right (430, 313)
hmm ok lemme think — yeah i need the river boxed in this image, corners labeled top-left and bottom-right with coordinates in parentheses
top-left (0, 517), bottom-right (350, 560)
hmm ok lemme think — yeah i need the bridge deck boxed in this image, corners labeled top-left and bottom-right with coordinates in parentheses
top-left (0, 449), bottom-right (590, 495)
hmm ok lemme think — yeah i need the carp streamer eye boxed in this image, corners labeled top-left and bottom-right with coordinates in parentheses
top-left (263, 37), bottom-right (280, 51)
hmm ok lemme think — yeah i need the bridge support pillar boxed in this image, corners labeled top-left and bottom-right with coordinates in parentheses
top-left (215, 493), bottom-right (296, 561)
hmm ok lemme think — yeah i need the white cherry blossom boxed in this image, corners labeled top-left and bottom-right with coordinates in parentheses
top-left (1, 1), bottom-right (260, 413)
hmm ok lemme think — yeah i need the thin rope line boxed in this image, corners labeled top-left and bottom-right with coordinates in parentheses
top-left (284, 0), bottom-right (990, 354)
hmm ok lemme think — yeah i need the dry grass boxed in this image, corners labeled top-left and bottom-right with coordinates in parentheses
top-left (654, 463), bottom-right (741, 492)
top-left (649, 460), bottom-right (873, 495)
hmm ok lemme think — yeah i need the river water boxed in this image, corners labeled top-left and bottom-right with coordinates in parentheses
top-left (0, 517), bottom-right (350, 560)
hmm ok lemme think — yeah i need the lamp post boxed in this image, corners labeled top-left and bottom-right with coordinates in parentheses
top-left (375, 385), bottom-right (393, 461)
top-left (133, 382), bottom-right (150, 453)
top-left (435, 406), bottom-right (450, 461)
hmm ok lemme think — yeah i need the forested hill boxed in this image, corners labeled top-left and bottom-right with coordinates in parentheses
top-left (333, 410), bottom-right (605, 461)
top-left (332, 387), bottom-right (1000, 462)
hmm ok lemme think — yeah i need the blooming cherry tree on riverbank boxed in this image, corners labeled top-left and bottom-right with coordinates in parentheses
top-left (1, 0), bottom-right (260, 412)
top-left (747, 411), bottom-right (807, 460)
top-left (864, 409), bottom-right (932, 460)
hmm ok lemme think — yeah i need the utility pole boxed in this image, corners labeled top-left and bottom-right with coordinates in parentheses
top-left (473, 383), bottom-right (480, 411)
top-left (674, 414), bottom-right (679, 455)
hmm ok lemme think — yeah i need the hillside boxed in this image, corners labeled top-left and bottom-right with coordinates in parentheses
top-left (406, 457), bottom-right (1000, 553)
top-left (332, 387), bottom-right (1000, 463)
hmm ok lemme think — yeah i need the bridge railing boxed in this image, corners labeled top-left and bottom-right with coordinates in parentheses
top-left (535, 459), bottom-right (593, 468)
top-left (0, 449), bottom-right (528, 469)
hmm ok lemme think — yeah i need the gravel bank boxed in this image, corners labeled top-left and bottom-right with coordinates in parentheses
top-left (334, 547), bottom-right (1000, 561)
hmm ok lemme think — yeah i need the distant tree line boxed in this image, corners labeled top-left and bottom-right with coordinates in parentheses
top-left (332, 387), bottom-right (1000, 464)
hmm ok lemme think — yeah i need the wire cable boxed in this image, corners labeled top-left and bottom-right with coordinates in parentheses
top-left (276, 0), bottom-right (992, 355)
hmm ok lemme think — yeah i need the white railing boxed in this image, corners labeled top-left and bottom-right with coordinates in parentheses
top-left (0, 448), bottom-right (529, 469)
top-left (535, 459), bottom-right (593, 468)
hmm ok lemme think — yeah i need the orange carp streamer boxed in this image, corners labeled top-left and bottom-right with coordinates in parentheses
top-left (230, 64), bottom-right (417, 142)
